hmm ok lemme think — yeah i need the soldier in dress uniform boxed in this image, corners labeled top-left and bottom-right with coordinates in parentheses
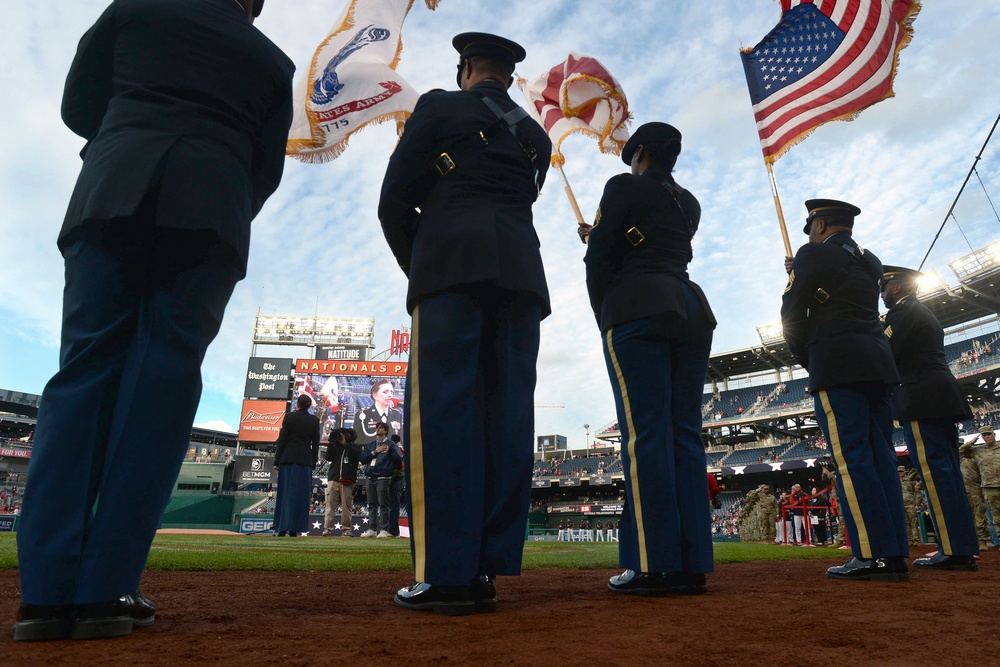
top-left (586, 122), bottom-right (716, 596)
top-left (780, 199), bottom-right (908, 581)
top-left (972, 425), bottom-right (1000, 547)
top-left (14, 0), bottom-right (292, 642)
top-left (378, 32), bottom-right (551, 615)
top-left (881, 265), bottom-right (978, 569)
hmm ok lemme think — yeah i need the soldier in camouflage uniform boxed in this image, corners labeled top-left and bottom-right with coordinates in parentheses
top-left (959, 441), bottom-right (990, 551)
top-left (973, 425), bottom-right (1000, 548)
top-left (899, 466), bottom-right (924, 545)
top-left (737, 487), bottom-right (761, 543)
top-left (758, 485), bottom-right (779, 543)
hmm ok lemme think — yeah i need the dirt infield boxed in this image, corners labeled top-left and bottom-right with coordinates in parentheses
top-left (4, 550), bottom-right (999, 665)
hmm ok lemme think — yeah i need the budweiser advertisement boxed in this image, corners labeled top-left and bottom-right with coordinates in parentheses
top-left (238, 399), bottom-right (288, 442)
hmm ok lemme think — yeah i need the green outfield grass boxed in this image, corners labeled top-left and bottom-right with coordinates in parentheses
top-left (0, 533), bottom-right (844, 572)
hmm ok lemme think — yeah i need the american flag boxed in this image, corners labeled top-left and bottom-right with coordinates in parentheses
top-left (741, 0), bottom-right (920, 163)
top-left (295, 375), bottom-right (316, 408)
top-left (518, 53), bottom-right (631, 167)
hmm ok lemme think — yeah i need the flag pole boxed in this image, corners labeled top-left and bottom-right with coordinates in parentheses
top-left (556, 161), bottom-right (587, 227)
top-left (516, 77), bottom-right (589, 234)
top-left (766, 161), bottom-right (793, 257)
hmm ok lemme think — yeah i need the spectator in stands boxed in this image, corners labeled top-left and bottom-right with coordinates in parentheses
top-left (13, 0), bottom-right (293, 643)
top-left (354, 379), bottom-right (403, 442)
top-left (359, 423), bottom-right (401, 538)
top-left (273, 395), bottom-right (321, 537)
top-left (880, 266), bottom-right (979, 570)
top-left (780, 199), bottom-right (907, 582)
top-left (323, 428), bottom-right (361, 537)
top-left (585, 123), bottom-right (715, 596)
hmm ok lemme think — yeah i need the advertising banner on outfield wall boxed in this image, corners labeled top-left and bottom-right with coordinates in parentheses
top-left (238, 399), bottom-right (288, 442)
top-left (232, 455), bottom-right (276, 484)
top-left (244, 357), bottom-right (294, 399)
top-left (546, 503), bottom-right (623, 515)
top-left (293, 359), bottom-right (408, 443)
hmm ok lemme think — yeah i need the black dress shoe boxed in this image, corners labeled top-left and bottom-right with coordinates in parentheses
top-left (470, 575), bottom-right (498, 613)
top-left (608, 570), bottom-right (672, 596)
top-left (394, 582), bottom-right (476, 615)
top-left (912, 553), bottom-right (978, 571)
top-left (13, 604), bottom-right (75, 642)
top-left (74, 590), bottom-right (156, 639)
top-left (826, 557), bottom-right (908, 582)
top-left (662, 572), bottom-right (708, 595)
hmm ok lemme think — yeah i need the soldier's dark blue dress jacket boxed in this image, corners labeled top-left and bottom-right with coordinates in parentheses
top-left (780, 233), bottom-right (899, 391)
top-left (884, 296), bottom-right (972, 422)
top-left (584, 167), bottom-right (716, 333)
top-left (59, 0), bottom-right (295, 276)
top-left (378, 79), bottom-right (552, 316)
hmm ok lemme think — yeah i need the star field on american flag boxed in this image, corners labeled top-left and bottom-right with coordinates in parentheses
top-left (742, 4), bottom-right (843, 101)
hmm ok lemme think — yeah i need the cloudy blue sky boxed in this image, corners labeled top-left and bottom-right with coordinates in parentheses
top-left (2, 1), bottom-right (999, 447)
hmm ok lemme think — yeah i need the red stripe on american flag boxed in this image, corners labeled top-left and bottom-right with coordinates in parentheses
top-left (755, 0), bottom-right (876, 121)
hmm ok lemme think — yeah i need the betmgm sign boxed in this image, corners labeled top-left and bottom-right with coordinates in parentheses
top-left (232, 455), bottom-right (276, 484)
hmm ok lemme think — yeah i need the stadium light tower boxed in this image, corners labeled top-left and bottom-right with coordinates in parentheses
top-left (584, 423), bottom-right (590, 447)
top-left (756, 321), bottom-right (785, 346)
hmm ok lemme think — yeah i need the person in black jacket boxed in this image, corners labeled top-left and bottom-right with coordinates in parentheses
top-left (881, 265), bottom-right (978, 570)
top-left (273, 395), bottom-right (321, 537)
top-left (379, 32), bottom-right (551, 615)
top-left (359, 423), bottom-right (402, 539)
top-left (586, 122), bottom-right (716, 597)
top-left (14, 0), bottom-right (293, 642)
top-left (323, 428), bottom-right (362, 537)
top-left (780, 199), bottom-right (908, 581)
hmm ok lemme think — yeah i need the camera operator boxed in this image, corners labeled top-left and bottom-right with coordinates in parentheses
top-left (323, 427), bottom-right (362, 537)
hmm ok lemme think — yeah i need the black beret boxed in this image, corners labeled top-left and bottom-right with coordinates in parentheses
top-left (620, 122), bottom-right (682, 165)
top-left (452, 32), bottom-right (526, 65)
top-left (803, 198), bottom-right (861, 234)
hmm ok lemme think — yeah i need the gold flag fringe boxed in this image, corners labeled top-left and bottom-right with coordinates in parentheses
top-left (288, 111), bottom-right (412, 164)
top-left (765, 0), bottom-right (922, 164)
top-left (287, 0), bottom-right (443, 161)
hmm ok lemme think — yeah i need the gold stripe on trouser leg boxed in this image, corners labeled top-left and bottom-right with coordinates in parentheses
top-left (409, 305), bottom-right (427, 581)
top-left (818, 389), bottom-right (872, 558)
top-left (911, 420), bottom-right (950, 554)
top-left (605, 328), bottom-right (648, 573)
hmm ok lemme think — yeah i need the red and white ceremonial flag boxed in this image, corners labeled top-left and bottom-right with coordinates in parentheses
top-left (741, 0), bottom-right (920, 163)
top-left (286, 0), bottom-right (441, 163)
top-left (518, 53), bottom-right (631, 167)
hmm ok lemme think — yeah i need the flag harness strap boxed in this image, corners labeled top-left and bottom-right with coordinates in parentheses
top-left (432, 92), bottom-right (542, 197)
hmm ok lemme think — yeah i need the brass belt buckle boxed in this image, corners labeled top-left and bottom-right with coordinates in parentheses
top-left (625, 226), bottom-right (645, 247)
top-left (435, 152), bottom-right (456, 175)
